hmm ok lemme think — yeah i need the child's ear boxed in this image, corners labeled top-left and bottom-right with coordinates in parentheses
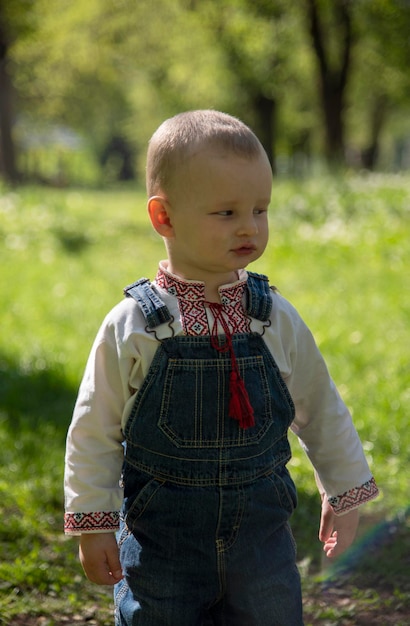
top-left (148, 196), bottom-right (173, 236)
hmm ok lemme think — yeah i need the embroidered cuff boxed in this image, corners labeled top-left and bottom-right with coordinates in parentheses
top-left (64, 511), bottom-right (120, 534)
top-left (328, 477), bottom-right (379, 515)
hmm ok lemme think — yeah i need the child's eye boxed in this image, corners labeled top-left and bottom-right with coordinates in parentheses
top-left (254, 208), bottom-right (268, 215)
top-left (216, 210), bottom-right (233, 216)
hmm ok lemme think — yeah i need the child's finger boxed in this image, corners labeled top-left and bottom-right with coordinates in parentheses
top-left (106, 548), bottom-right (124, 583)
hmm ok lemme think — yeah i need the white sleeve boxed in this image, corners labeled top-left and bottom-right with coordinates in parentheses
top-left (265, 293), bottom-right (378, 513)
top-left (64, 299), bottom-right (148, 533)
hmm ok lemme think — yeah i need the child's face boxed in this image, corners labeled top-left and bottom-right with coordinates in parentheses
top-left (160, 146), bottom-right (272, 289)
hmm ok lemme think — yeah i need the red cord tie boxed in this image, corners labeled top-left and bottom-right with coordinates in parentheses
top-left (206, 302), bottom-right (255, 429)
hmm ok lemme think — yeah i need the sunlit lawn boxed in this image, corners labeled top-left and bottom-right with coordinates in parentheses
top-left (0, 175), bottom-right (409, 624)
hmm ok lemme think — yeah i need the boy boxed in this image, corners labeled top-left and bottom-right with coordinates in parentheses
top-left (64, 110), bottom-right (378, 625)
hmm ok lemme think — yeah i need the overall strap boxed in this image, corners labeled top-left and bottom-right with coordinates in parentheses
top-left (245, 272), bottom-right (273, 321)
top-left (124, 278), bottom-right (172, 329)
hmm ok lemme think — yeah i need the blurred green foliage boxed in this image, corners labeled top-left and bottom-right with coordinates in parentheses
top-left (2, 0), bottom-right (410, 184)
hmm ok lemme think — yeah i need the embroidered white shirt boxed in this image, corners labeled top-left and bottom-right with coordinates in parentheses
top-left (64, 263), bottom-right (378, 534)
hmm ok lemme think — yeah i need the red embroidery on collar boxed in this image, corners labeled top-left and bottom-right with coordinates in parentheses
top-left (156, 266), bottom-right (251, 336)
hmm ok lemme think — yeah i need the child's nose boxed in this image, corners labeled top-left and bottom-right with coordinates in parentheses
top-left (236, 215), bottom-right (258, 236)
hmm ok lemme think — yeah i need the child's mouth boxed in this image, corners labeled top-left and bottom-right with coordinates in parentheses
top-left (232, 245), bottom-right (256, 256)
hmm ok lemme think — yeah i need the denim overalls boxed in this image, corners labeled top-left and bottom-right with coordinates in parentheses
top-left (114, 274), bottom-right (304, 626)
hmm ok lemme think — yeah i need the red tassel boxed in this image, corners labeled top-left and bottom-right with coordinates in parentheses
top-left (229, 370), bottom-right (255, 429)
top-left (205, 300), bottom-right (255, 430)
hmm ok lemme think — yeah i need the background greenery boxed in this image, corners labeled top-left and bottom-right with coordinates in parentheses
top-left (1, 0), bottom-right (410, 184)
top-left (0, 175), bottom-right (409, 624)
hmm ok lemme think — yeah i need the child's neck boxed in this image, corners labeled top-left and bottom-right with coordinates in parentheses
top-left (204, 285), bottom-right (223, 303)
top-left (201, 279), bottom-right (235, 303)
top-left (202, 275), bottom-right (240, 303)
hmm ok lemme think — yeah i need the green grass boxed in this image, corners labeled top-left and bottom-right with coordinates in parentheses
top-left (0, 175), bottom-right (409, 624)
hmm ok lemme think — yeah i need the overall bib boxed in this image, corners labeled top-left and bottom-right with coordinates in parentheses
top-left (114, 274), bottom-right (304, 626)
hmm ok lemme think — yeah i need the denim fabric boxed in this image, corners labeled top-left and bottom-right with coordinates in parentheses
top-left (115, 281), bottom-right (303, 625)
top-left (115, 477), bottom-right (302, 625)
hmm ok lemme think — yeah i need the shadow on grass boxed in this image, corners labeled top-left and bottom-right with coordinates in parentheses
top-left (322, 506), bottom-right (410, 591)
top-left (52, 226), bottom-right (92, 254)
top-left (0, 351), bottom-right (77, 442)
top-left (302, 509), bottom-right (410, 625)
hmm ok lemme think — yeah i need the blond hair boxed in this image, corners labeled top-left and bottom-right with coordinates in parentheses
top-left (146, 110), bottom-right (266, 197)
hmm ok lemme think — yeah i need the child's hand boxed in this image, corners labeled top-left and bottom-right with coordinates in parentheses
top-left (79, 532), bottom-right (123, 585)
top-left (319, 495), bottom-right (359, 559)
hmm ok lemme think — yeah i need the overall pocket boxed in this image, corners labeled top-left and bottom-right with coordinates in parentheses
top-left (158, 355), bottom-right (275, 447)
top-left (266, 467), bottom-right (298, 515)
top-left (124, 477), bottom-right (166, 528)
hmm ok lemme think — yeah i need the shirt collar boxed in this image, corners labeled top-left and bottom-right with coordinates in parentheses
top-left (156, 261), bottom-right (248, 305)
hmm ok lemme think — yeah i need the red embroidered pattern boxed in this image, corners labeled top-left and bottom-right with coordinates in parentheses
top-left (219, 283), bottom-right (250, 335)
top-left (156, 267), bottom-right (251, 336)
top-left (64, 511), bottom-right (120, 534)
top-left (329, 477), bottom-right (379, 515)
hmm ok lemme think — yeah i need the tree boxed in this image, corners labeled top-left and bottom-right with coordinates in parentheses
top-left (10, 0), bottom-right (234, 182)
top-left (0, 0), bottom-right (27, 183)
top-left (9, 0), bottom-right (139, 182)
top-left (209, 0), bottom-right (280, 169)
top-left (190, 0), bottom-right (309, 174)
top-left (4, 0), bottom-right (410, 183)
top-left (351, 0), bottom-right (410, 169)
top-left (304, 0), bottom-right (355, 168)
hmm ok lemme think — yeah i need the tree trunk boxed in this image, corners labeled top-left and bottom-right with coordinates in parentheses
top-left (252, 94), bottom-right (276, 174)
top-left (306, 0), bottom-right (353, 169)
top-left (322, 81), bottom-right (345, 166)
top-left (211, 10), bottom-right (278, 175)
top-left (0, 18), bottom-right (18, 183)
top-left (361, 95), bottom-right (389, 170)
